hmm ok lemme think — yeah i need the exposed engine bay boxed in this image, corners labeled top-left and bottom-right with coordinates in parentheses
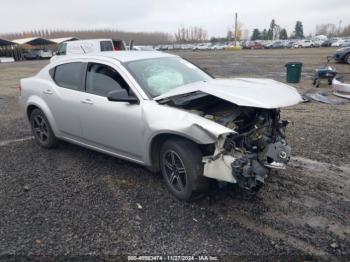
top-left (166, 92), bottom-right (292, 190)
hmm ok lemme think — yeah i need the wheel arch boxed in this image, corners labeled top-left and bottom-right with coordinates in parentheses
top-left (26, 96), bottom-right (60, 136)
top-left (147, 132), bottom-right (215, 173)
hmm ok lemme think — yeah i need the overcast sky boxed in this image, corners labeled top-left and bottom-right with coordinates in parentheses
top-left (1, 0), bottom-right (349, 37)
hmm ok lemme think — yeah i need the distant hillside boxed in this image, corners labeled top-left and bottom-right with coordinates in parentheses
top-left (0, 29), bottom-right (173, 45)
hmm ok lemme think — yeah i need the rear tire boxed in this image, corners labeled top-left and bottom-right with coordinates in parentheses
top-left (160, 138), bottom-right (209, 201)
top-left (30, 109), bottom-right (58, 148)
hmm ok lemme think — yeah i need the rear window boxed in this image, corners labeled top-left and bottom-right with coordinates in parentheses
top-left (100, 41), bottom-right (114, 52)
top-left (53, 62), bottom-right (83, 91)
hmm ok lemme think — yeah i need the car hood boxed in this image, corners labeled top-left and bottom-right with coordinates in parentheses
top-left (336, 47), bottom-right (350, 53)
top-left (154, 78), bottom-right (303, 109)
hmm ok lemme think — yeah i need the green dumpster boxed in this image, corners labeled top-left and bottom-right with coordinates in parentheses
top-left (285, 62), bottom-right (303, 83)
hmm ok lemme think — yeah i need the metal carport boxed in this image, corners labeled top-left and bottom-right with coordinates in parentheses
top-left (0, 38), bottom-right (15, 46)
top-left (12, 37), bottom-right (55, 46)
top-left (0, 38), bottom-right (18, 61)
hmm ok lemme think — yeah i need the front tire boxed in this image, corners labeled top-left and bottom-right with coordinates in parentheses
top-left (160, 138), bottom-right (209, 201)
top-left (345, 54), bottom-right (350, 64)
top-left (30, 109), bottom-right (58, 148)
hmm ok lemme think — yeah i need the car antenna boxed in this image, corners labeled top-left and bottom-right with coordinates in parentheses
top-left (80, 45), bottom-right (86, 54)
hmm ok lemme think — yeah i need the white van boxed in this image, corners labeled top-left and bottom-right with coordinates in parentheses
top-left (51, 39), bottom-right (126, 62)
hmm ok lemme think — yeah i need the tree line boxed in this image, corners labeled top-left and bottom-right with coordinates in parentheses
top-left (315, 23), bottom-right (350, 37)
top-left (0, 29), bottom-right (173, 45)
top-left (251, 20), bottom-right (350, 41)
top-left (1, 21), bottom-right (349, 46)
top-left (251, 20), bottom-right (304, 41)
top-left (174, 26), bottom-right (208, 43)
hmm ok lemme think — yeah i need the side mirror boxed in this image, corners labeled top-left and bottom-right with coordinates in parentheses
top-left (107, 89), bottom-right (139, 104)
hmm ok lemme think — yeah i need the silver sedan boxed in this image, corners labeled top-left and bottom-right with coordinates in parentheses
top-left (19, 51), bottom-right (302, 200)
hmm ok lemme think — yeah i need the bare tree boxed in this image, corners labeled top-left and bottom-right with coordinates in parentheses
top-left (339, 25), bottom-right (350, 37)
top-left (315, 24), bottom-right (337, 37)
top-left (174, 25), bottom-right (208, 43)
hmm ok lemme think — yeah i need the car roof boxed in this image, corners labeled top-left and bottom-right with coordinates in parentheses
top-left (67, 39), bottom-right (112, 43)
top-left (58, 51), bottom-right (177, 63)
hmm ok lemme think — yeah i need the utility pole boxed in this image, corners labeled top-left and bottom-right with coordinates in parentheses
top-left (234, 12), bottom-right (238, 46)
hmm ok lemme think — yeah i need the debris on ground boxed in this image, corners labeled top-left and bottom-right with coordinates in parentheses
top-left (302, 89), bottom-right (348, 105)
top-left (333, 79), bottom-right (350, 99)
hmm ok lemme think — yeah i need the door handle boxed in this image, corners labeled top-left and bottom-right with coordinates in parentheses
top-left (43, 89), bottom-right (53, 95)
top-left (80, 98), bottom-right (94, 105)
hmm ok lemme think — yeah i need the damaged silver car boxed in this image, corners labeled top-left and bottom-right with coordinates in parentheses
top-left (19, 51), bottom-right (302, 200)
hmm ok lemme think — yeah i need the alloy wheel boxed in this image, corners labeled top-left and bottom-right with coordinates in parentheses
top-left (32, 115), bottom-right (49, 142)
top-left (163, 150), bottom-right (187, 192)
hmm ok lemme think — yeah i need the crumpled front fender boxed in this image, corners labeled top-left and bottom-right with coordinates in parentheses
top-left (143, 101), bottom-right (235, 166)
top-left (202, 133), bottom-right (237, 183)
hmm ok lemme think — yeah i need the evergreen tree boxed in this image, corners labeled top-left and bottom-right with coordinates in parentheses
top-left (294, 21), bottom-right (304, 39)
top-left (268, 19), bottom-right (276, 40)
top-left (261, 29), bottom-right (268, 40)
top-left (267, 29), bottom-right (273, 40)
top-left (279, 28), bottom-right (288, 40)
top-left (251, 28), bottom-right (261, 40)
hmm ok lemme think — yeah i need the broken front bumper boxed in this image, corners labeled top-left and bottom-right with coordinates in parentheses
top-left (203, 141), bottom-right (291, 190)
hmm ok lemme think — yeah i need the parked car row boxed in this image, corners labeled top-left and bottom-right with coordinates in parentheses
top-left (152, 37), bottom-right (350, 52)
top-left (242, 38), bottom-right (350, 49)
top-left (154, 42), bottom-right (242, 51)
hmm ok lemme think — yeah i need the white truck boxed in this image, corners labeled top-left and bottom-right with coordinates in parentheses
top-left (51, 39), bottom-right (126, 62)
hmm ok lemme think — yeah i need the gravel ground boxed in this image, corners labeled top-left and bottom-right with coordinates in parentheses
top-left (0, 49), bottom-right (349, 261)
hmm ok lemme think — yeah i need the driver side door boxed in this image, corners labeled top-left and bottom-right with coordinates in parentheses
top-left (78, 61), bottom-right (145, 163)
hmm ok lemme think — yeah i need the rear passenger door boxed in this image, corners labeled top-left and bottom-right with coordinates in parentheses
top-left (48, 62), bottom-right (84, 138)
top-left (79, 61), bottom-right (144, 161)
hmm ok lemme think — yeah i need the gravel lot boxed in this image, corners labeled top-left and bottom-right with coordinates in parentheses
top-left (0, 48), bottom-right (349, 261)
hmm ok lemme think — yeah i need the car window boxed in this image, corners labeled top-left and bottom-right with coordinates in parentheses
top-left (100, 41), bottom-right (114, 52)
top-left (125, 57), bottom-right (212, 97)
top-left (86, 63), bottom-right (129, 97)
top-left (57, 43), bottom-right (67, 55)
top-left (54, 62), bottom-right (83, 90)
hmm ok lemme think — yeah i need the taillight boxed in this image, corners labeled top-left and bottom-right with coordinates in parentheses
top-left (18, 84), bottom-right (22, 96)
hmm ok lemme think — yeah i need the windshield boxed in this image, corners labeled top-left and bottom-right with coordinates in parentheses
top-left (125, 57), bottom-right (212, 97)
